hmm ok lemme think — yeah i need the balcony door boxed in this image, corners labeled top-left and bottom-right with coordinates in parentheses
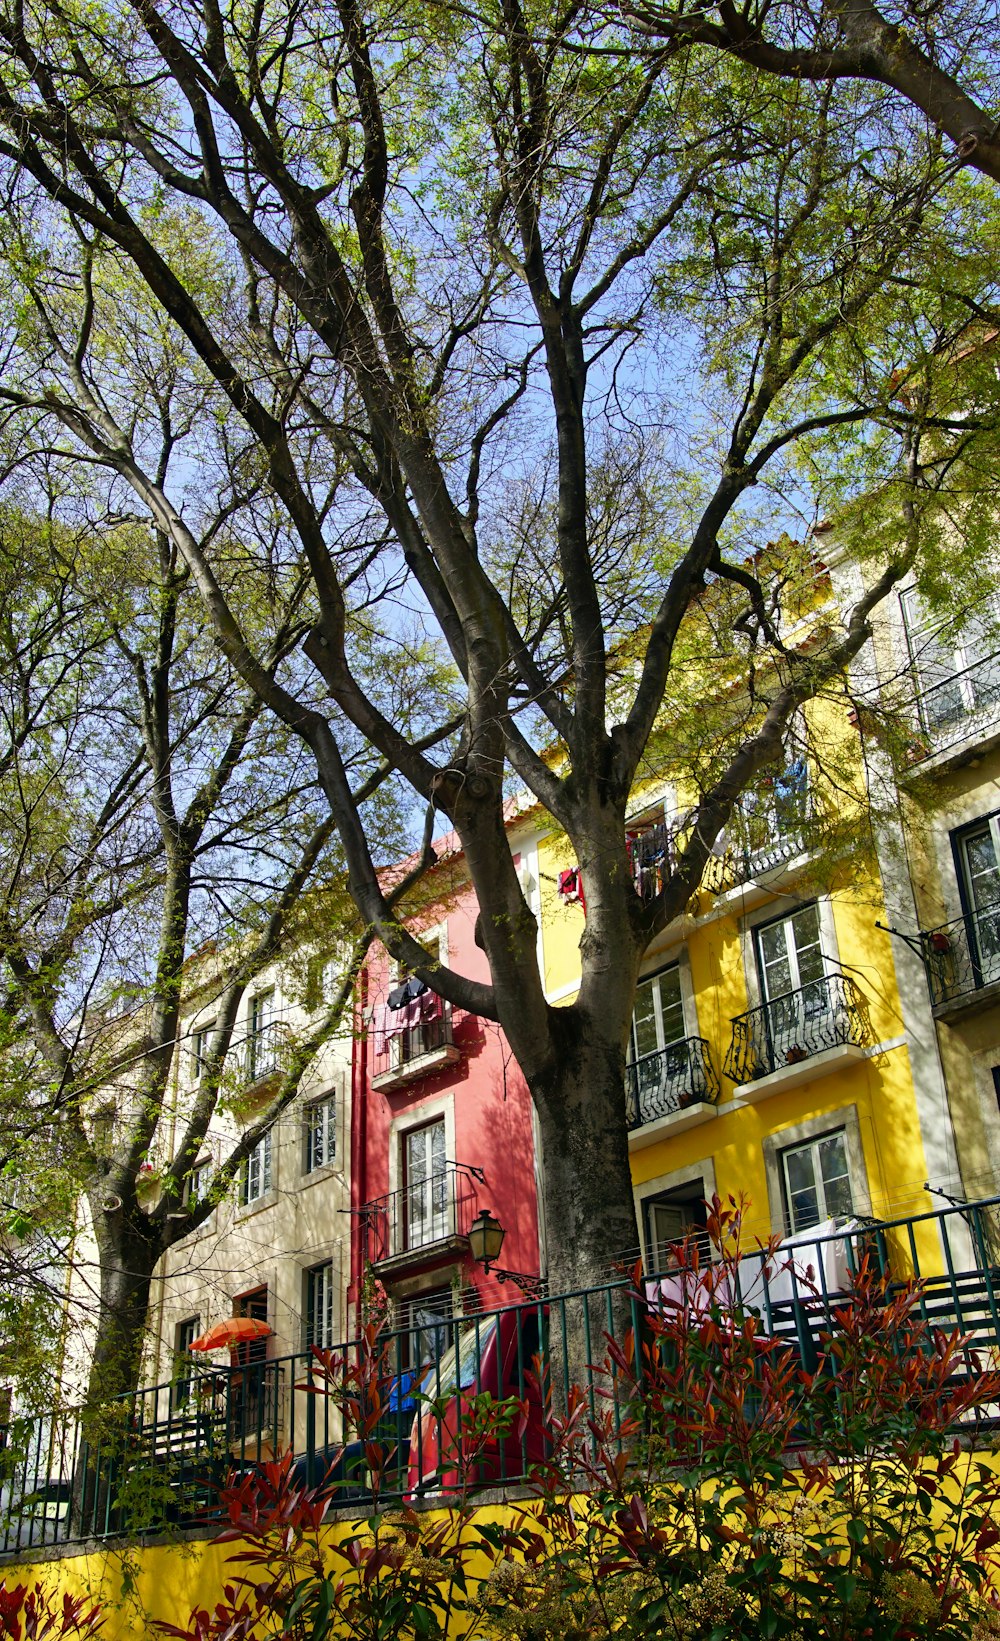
top-left (754, 904), bottom-right (828, 1069)
top-left (404, 1120), bottom-right (448, 1251)
top-left (902, 586), bottom-right (1000, 737)
top-left (628, 967), bottom-right (689, 1119)
top-left (957, 815), bottom-right (1000, 987)
top-left (630, 966), bottom-right (684, 1062)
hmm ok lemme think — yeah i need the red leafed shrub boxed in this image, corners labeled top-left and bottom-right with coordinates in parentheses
top-left (158, 1198), bottom-right (1000, 1640)
top-left (0, 1581), bottom-right (103, 1639)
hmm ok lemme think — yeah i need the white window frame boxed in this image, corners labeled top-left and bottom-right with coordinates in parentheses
top-left (247, 989), bottom-right (276, 1081)
top-left (780, 1128), bottom-right (855, 1234)
top-left (629, 960), bottom-right (694, 1063)
top-left (402, 1117), bottom-right (449, 1251)
top-left (239, 1130), bottom-right (273, 1206)
top-left (901, 584), bottom-right (1000, 737)
top-left (186, 1155), bottom-right (212, 1208)
top-left (305, 1260), bottom-right (336, 1350)
top-left (304, 1095), bottom-right (337, 1174)
top-left (761, 1107), bottom-right (872, 1237)
top-left (740, 898), bottom-right (840, 1014)
top-left (191, 1020), bottom-right (215, 1082)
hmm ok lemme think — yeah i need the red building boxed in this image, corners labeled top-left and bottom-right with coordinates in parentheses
top-left (347, 847), bottom-right (542, 1361)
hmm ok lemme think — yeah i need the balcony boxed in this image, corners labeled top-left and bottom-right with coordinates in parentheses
top-left (920, 904), bottom-right (1000, 1020)
top-left (627, 766), bottom-right (811, 910)
top-left (724, 973), bottom-right (871, 1097)
top-left (371, 1011), bottom-right (460, 1092)
top-left (238, 1019), bottom-right (294, 1099)
top-left (626, 1037), bottom-right (721, 1141)
top-left (910, 651), bottom-right (1000, 767)
top-left (360, 1163), bottom-right (479, 1276)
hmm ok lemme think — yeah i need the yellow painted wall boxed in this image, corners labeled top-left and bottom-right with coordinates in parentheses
top-left (536, 773), bottom-right (947, 1278)
top-left (10, 1456), bottom-right (1000, 1639)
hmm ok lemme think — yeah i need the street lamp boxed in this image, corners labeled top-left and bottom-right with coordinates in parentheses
top-left (468, 1208), bottom-right (506, 1270)
top-left (468, 1207), bottom-right (545, 1299)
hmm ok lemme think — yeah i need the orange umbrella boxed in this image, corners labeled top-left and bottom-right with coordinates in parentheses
top-left (189, 1316), bottom-right (272, 1352)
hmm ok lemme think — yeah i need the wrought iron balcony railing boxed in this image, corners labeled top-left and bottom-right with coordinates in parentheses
top-left (911, 651), bottom-right (1000, 758)
top-left (242, 1019), bottom-right (293, 1086)
top-left (360, 1163), bottom-right (479, 1265)
top-left (371, 1011), bottom-right (455, 1083)
top-left (921, 903), bottom-right (1000, 1009)
top-left (625, 1036), bottom-right (721, 1129)
top-left (627, 768), bottom-right (810, 906)
top-left (724, 972), bottom-right (870, 1086)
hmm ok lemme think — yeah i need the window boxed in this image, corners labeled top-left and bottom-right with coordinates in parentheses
top-left (174, 1316), bottom-right (200, 1408)
top-left (955, 813), bottom-right (1000, 988)
top-left (755, 903), bottom-right (825, 1005)
top-left (781, 1130), bottom-right (854, 1233)
top-left (247, 990), bottom-right (276, 1081)
top-left (746, 903), bottom-right (834, 1077)
top-left (382, 933), bottom-right (448, 1066)
top-left (233, 1287), bottom-right (269, 1364)
top-left (239, 1130), bottom-right (272, 1205)
top-left (305, 954), bottom-right (341, 1013)
top-left (644, 1189), bottom-right (706, 1271)
top-left (403, 1120), bottom-right (448, 1249)
top-left (185, 1157), bottom-right (211, 1208)
top-left (902, 585), bottom-right (1000, 738)
top-left (305, 1262), bottom-right (335, 1350)
top-left (627, 966), bottom-right (702, 1121)
top-left (397, 1287), bottom-right (454, 1371)
top-left (191, 1021), bottom-right (215, 1081)
top-left (304, 1096), bottom-right (336, 1173)
top-left (630, 966), bottom-right (685, 1062)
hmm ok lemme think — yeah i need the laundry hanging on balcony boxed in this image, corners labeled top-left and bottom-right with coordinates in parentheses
top-left (557, 866), bottom-right (586, 910)
top-left (374, 980), bottom-right (442, 1052)
top-left (625, 823), bottom-right (674, 902)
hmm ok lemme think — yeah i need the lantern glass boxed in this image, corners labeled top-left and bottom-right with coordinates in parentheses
top-left (469, 1208), bottom-right (505, 1265)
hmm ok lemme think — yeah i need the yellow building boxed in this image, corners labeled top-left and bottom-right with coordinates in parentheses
top-left (536, 566), bottom-right (967, 1278)
top-left (862, 564), bottom-right (1000, 1224)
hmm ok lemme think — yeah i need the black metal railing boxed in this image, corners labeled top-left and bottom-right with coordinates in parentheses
top-left (912, 651), bottom-right (1000, 755)
top-left (242, 1019), bottom-right (293, 1086)
top-left (361, 1163), bottom-right (479, 1265)
top-left (4, 1193), bottom-right (1000, 1554)
top-left (399, 1012), bottom-right (451, 1064)
top-left (627, 773), bottom-right (811, 908)
top-left (625, 1037), bottom-right (721, 1129)
top-left (724, 972), bottom-right (870, 1085)
top-left (921, 903), bottom-right (1000, 1009)
top-left (371, 1011), bottom-right (454, 1081)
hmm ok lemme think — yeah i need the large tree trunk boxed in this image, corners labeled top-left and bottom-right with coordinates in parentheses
top-left (530, 1020), bottom-right (642, 1412)
top-left (86, 1219), bottom-right (160, 1405)
top-left (72, 1199), bottom-right (161, 1538)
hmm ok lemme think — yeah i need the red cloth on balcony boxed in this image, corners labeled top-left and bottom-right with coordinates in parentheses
top-left (558, 867), bottom-right (586, 910)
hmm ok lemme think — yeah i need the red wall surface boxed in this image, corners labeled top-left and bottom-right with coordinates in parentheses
top-left (348, 866), bottom-right (540, 1326)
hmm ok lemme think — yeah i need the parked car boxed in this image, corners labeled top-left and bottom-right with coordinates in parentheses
top-left (406, 1305), bottom-right (546, 1498)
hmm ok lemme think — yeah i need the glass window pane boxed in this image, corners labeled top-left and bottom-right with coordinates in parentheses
top-left (784, 1144), bottom-right (820, 1232)
top-left (758, 922), bottom-right (793, 1000)
top-left (631, 981), bottom-right (659, 1059)
top-left (657, 968), bottom-right (685, 1045)
top-left (817, 1134), bottom-right (853, 1220)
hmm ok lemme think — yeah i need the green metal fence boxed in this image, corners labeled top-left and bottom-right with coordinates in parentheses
top-left (3, 1191), bottom-right (1000, 1555)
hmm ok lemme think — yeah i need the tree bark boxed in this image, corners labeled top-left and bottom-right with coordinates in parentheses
top-left (530, 1020), bottom-right (642, 1408)
top-left (86, 1197), bottom-right (162, 1406)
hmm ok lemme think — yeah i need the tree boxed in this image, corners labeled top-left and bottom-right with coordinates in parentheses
top-left (0, 0), bottom-right (996, 1328)
top-left (0, 497), bottom-right (397, 1405)
top-left (624, 0), bottom-right (1000, 188)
